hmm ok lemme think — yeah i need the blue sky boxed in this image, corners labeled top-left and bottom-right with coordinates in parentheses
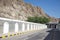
top-left (24, 0), bottom-right (60, 18)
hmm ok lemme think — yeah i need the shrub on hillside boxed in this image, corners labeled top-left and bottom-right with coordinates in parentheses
top-left (27, 16), bottom-right (50, 24)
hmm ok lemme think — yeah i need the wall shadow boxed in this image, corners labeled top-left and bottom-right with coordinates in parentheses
top-left (44, 29), bottom-right (60, 40)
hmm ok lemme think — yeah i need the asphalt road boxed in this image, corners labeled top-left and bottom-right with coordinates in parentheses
top-left (44, 29), bottom-right (60, 40)
top-left (1, 28), bottom-right (60, 40)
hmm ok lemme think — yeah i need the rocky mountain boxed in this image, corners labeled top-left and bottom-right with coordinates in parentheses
top-left (0, 0), bottom-right (59, 22)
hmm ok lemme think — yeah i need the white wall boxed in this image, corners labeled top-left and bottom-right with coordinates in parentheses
top-left (56, 24), bottom-right (60, 30)
top-left (0, 17), bottom-right (47, 34)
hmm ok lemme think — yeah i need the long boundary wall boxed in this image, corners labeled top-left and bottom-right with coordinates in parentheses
top-left (0, 17), bottom-right (47, 38)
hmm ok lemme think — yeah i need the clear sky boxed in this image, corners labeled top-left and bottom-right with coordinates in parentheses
top-left (24, 0), bottom-right (60, 18)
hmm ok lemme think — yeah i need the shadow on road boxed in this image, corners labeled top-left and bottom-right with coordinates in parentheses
top-left (44, 29), bottom-right (60, 40)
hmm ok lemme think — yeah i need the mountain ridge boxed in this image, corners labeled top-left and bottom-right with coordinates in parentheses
top-left (0, 0), bottom-right (59, 23)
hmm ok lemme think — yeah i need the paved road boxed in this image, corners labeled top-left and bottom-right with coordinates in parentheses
top-left (44, 29), bottom-right (60, 40)
top-left (1, 28), bottom-right (60, 40)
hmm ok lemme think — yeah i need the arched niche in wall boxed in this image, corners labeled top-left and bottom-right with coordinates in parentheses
top-left (15, 23), bottom-right (19, 32)
top-left (3, 22), bottom-right (9, 34)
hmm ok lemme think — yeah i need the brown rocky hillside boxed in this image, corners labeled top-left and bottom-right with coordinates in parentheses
top-left (0, 0), bottom-right (59, 22)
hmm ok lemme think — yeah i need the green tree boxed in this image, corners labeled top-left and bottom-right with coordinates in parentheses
top-left (27, 16), bottom-right (50, 24)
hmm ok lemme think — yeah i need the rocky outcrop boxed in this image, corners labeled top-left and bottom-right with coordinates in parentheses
top-left (0, 0), bottom-right (59, 22)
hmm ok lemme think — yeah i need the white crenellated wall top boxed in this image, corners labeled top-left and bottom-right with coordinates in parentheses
top-left (0, 17), bottom-right (46, 25)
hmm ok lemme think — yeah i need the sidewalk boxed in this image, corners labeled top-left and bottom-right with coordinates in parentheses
top-left (26, 29), bottom-right (51, 40)
top-left (0, 29), bottom-right (51, 40)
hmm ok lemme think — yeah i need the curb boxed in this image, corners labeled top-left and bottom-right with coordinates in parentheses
top-left (0, 30), bottom-right (38, 39)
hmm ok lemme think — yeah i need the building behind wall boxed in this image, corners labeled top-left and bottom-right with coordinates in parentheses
top-left (46, 22), bottom-right (58, 29)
